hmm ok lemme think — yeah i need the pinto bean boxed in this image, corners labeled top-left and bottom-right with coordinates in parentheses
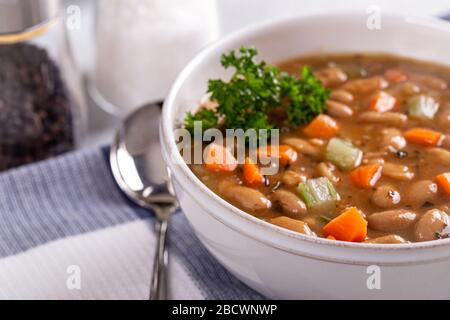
top-left (442, 135), bottom-right (450, 150)
top-left (270, 216), bottom-right (316, 236)
top-left (365, 235), bottom-right (407, 244)
top-left (403, 180), bottom-right (438, 207)
top-left (414, 209), bottom-right (450, 242)
top-left (219, 182), bottom-right (271, 212)
top-left (326, 100), bottom-right (354, 118)
top-left (371, 185), bottom-right (401, 209)
top-left (400, 82), bottom-right (421, 96)
top-left (364, 157), bottom-right (385, 165)
top-left (302, 217), bottom-right (319, 230)
top-left (368, 209), bottom-right (417, 232)
top-left (317, 162), bottom-right (340, 184)
top-left (427, 148), bottom-right (450, 166)
top-left (342, 76), bottom-right (388, 94)
top-left (380, 128), bottom-right (406, 152)
top-left (411, 74), bottom-right (448, 91)
top-left (438, 204), bottom-right (450, 215)
top-left (330, 90), bottom-right (354, 104)
top-left (283, 138), bottom-right (322, 158)
top-left (438, 109), bottom-right (450, 133)
top-left (315, 67), bottom-right (348, 87)
top-left (272, 190), bottom-right (307, 219)
top-left (281, 170), bottom-right (307, 187)
top-left (309, 138), bottom-right (326, 147)
top-left (358, 111), bottom-right (408, 127)
top-left (382, 163), bottom-right (415, 181)
top-left (385, 82), bottom-right (420, 102)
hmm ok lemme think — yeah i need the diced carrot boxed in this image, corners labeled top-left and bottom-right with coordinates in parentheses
top-left (370, 91), bottom-right (397, 113)
top-left (258, 145), bottom-right (298, 165)
top-left (327, 235), bottom-right (337, 241)
top-left (277, 145), bottom-right (298, 165)
top-left (349, 164), bottom-right (383, 189)
top-left (204, 143), bottom-right (238, 172)
top-left (322, 207), bottom-right (368, 242)
top-left (303, 114), bottom-right (339, 139)
top-left (385, 69), bottom-right (408, 83)
top-left (404, 128), bottom-right (443, 147)
top-left (436, 173), bottom-right (450, 196)
top-left (243, 158), bottom-right (265, 187)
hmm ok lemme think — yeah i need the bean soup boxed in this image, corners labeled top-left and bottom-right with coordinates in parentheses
top-left (185, 49), bottom-right (450, 244)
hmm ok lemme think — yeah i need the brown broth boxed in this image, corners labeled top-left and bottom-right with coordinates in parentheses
top-left (189, 53), bottom-right (450, 244)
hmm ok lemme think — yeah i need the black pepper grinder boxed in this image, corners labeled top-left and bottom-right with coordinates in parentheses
top-left (0, 0), bottom-right (85, 171)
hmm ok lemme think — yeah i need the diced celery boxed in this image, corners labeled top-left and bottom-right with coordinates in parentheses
top-left (408, 95), bottom-right (440, 120)
top-left (298, 177), bottom-right (341, 214)
top-left (325, 138), bottom-right (363, 171)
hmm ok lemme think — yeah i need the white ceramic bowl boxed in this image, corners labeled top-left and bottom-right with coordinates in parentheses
top-left (161, 12), bottom-right (450, 299)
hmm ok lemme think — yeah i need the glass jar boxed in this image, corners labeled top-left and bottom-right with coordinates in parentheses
top-left (0, 0), bottom-right (85, 171)
top-left (88, 0), bottom-right (219, 117)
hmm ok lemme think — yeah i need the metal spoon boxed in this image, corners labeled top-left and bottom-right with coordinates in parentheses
top-left (110, 103), bottom-right (177, 300)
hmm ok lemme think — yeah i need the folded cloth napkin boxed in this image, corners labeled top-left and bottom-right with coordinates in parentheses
top-left (0, 148), bottom-right (263, 300)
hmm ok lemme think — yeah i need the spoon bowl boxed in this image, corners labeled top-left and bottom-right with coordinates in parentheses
top-left (110, 104), bottom-right (176, 207)
top-left (110, 103), bottom-right (177, 300)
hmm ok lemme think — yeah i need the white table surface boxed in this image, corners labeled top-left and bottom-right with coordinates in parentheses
top-left (67, 0), bottom-right (450, 148)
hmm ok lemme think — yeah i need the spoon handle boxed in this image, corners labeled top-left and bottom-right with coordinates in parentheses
top-left (150, 216), bottom-right (169, 300)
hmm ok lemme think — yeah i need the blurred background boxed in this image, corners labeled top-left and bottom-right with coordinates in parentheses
top-left (70, 0), bottom-right (450, 148)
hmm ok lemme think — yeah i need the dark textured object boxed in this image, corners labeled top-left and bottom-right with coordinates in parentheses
top-left (0, 42), bottom-right (74, 170)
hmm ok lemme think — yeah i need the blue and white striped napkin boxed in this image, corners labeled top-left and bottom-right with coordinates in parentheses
top-left (0, 148), bottom-right (262, 300)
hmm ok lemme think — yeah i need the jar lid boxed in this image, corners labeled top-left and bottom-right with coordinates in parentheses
top-left (0, 0), bottom-right (60, 35)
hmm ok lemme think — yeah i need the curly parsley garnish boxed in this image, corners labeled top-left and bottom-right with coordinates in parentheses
top-left (184, 47), bottom-right (329, 134)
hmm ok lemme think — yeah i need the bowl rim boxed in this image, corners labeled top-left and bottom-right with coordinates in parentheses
top-left (161, 11), bottom-right (450, 253)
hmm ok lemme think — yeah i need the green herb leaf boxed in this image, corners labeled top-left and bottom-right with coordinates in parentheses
top-left (184, 47), bottom-right (329, 135)
top-left (285, 66), bottom-right (330, 126)
top-left (185, 108), bottom-right (218, 134)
